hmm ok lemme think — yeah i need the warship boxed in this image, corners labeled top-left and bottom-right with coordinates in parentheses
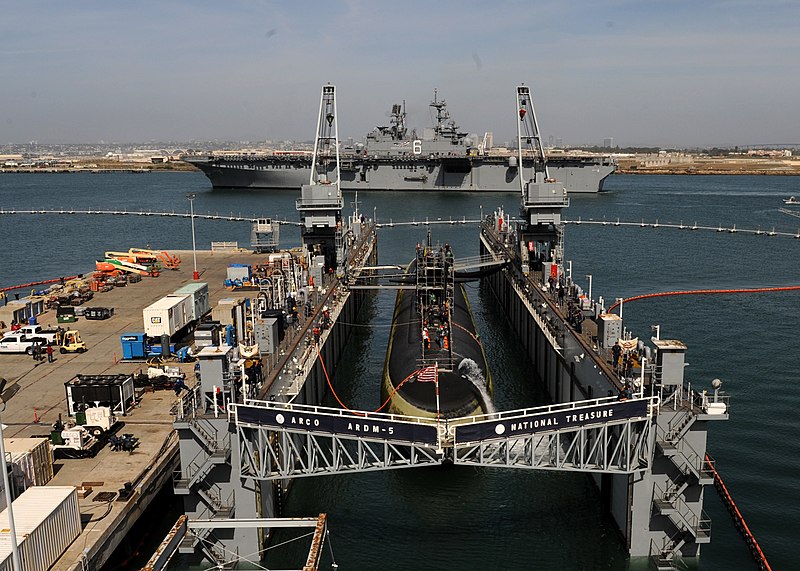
top-left (381, 234), bottom-right (493, 419)
top-left (183, 92), bottom-right (615, 193)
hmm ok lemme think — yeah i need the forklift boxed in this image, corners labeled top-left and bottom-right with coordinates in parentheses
top-left (58, 330), bottom-right (87, 353)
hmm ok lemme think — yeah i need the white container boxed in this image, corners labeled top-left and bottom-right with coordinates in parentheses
top-left (143, 294), bottom-right (192, 338)
top-left (0, 486), bottom-right (82, 571)
top-left (4, 438), bottom-right (53, 490)
top-left (171, 282), bottom-right (210, 322)
top-left (226, 265), bottom-right (251, 281)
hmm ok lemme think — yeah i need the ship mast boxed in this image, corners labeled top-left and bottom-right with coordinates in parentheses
top-left (515, 85), bottom-right (569, 275)
top-left (430, 89), bottom-right (450, 141)
top-left (297, 84), bottom-right (345, 274)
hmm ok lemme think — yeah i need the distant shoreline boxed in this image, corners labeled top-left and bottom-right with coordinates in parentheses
top-left (616, 169), bottom-right (800, 176)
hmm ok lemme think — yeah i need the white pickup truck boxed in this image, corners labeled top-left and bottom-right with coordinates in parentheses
top-left (15, 325), bottom-right (61, 344)
top-left (0, 333), bottom-right (46, 354)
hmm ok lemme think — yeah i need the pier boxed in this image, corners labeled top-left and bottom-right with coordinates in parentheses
top-left (0, 249), bottom-right (264, 569)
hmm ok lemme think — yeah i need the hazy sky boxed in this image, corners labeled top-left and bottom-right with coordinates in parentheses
top-left (2, 0), bottom-right (799, 147)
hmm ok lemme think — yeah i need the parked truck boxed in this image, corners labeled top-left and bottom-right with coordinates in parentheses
top-left (0, 334), bottom-right (42, 354)
top-left (14, 325), bottom-right (61, 344)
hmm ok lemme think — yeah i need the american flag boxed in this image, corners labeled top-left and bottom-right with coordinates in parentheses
top-left (416, 364), bottom-right (438, 383)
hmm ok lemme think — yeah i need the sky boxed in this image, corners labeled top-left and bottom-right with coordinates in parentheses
top-left (1, 0), bottom-right (799, 148)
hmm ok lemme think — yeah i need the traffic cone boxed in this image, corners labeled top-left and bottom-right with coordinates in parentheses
top-left (33, 408), bottom-right (39, 423)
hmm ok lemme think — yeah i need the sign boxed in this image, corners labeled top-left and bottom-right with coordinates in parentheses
top-left (455, 399), bottom-right (649, 443)
top-left (235, 405), bottom-right (439, 445)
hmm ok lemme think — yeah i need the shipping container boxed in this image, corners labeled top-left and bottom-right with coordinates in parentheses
top-left (143, 294), bottom-right (192, 338)
top-left (171, 282), bottom-right (210, 322)
top-left (0, 486), bottom-right (82, 571)
top-left (4, 438), bottom-right (53, 493)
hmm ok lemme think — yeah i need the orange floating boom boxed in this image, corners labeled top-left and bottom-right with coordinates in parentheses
top-left (608, 285), bottom-right (800, 313)
top-left (706, 454), bottom-right (772, 571)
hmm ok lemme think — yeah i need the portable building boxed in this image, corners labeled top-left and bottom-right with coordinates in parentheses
top-left (171, 282), bottom-right (210, 322)
top-left (143, 294), bottom-right (192, 338)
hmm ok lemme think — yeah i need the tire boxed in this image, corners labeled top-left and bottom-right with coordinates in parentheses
top-left (25, 347), bottom-right (33, 355)
top-left (78, 347), bottom-right (87, 353)
top-left (60, 348), bottom-right (67, 354)
top-left (89, 427), bottom-right (103, 437)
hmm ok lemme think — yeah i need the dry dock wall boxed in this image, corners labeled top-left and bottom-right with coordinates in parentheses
top-left (174, 239), bottom-right (377, 565)
top-left (479, 236), bottom-right (714, 560)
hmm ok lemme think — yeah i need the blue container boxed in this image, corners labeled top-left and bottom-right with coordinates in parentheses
top-left (28, 315), bottom-right (38, 325)
top-left (121, 333), bottom-right (147, 359)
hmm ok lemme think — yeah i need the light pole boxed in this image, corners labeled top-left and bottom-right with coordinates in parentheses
top-left (186, 193), bottom-right (199, 280)
top-left (586, 274), bottom-right (592, 302)
top-left (0, 386), bottom-right (22, 571)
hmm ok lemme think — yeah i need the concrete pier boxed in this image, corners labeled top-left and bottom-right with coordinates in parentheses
top-left (0, 249), bottom-right (264, 569)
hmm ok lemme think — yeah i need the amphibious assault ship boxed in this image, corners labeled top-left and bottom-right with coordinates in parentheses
top-left (183, 91), bottom-right (615, 193)
top-left (382, 234), bottom-right (493, 419)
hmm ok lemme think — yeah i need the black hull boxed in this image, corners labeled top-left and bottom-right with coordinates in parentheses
top-left (381, 271), bottom-right (491, 419)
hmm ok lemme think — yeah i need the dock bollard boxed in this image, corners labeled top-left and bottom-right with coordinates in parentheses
top-left (33, 408), bottom-right (39, 423)
top-left (114, 352), bottom-right (118, 364)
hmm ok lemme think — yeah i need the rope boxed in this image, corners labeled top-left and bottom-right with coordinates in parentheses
top-left (608, 285), bottom-right (800, 313)
top-left (315, 341), bottom-right (421, 415)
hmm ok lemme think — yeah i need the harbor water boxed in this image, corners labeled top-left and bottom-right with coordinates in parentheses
top-left (0, 172), bottom-right (798, 569)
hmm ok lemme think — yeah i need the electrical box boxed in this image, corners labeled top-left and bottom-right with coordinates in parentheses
top-left (254, 317), bottom-right (279, 355)
top-left (197, 345), bottom-right (233, 397)
top-left (227, 264), bottom-right (251, 282)
top-left (194, 322), bottom-right (220, 348)
top-left (652, 339), bottom-right (688, 386)
top-left (597, 313), bottom-right (622, 349)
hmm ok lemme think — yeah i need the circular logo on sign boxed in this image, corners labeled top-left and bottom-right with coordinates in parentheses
top-left (495, 424), bottom-right (506, 435)
top-left (276, 413), bottom-right (285, 424)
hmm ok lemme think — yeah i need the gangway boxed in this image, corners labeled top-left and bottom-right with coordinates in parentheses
top-left (229, 396), bottom-right (655, 480)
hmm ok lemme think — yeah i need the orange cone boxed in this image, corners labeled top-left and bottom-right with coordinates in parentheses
top-left (33, 408), bottom-right (39, 423)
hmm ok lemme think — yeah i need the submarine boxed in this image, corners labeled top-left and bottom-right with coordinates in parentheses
top-left (381, 235), bottom-right (493, 419)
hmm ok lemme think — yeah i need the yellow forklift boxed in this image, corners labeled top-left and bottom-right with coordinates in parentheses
top-left (58, 330), bottom-right (87, 353)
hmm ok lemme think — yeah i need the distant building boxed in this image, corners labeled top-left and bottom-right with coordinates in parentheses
top-left (746, 149), bottom-right (792, 158)
top-left (603, 137), bottom-right (614, 148)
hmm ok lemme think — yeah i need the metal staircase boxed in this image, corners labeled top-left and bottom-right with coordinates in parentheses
top-left (650, 399), bottom-right (718, 569)
top-left (174, 393), bottom-right (235, 564)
